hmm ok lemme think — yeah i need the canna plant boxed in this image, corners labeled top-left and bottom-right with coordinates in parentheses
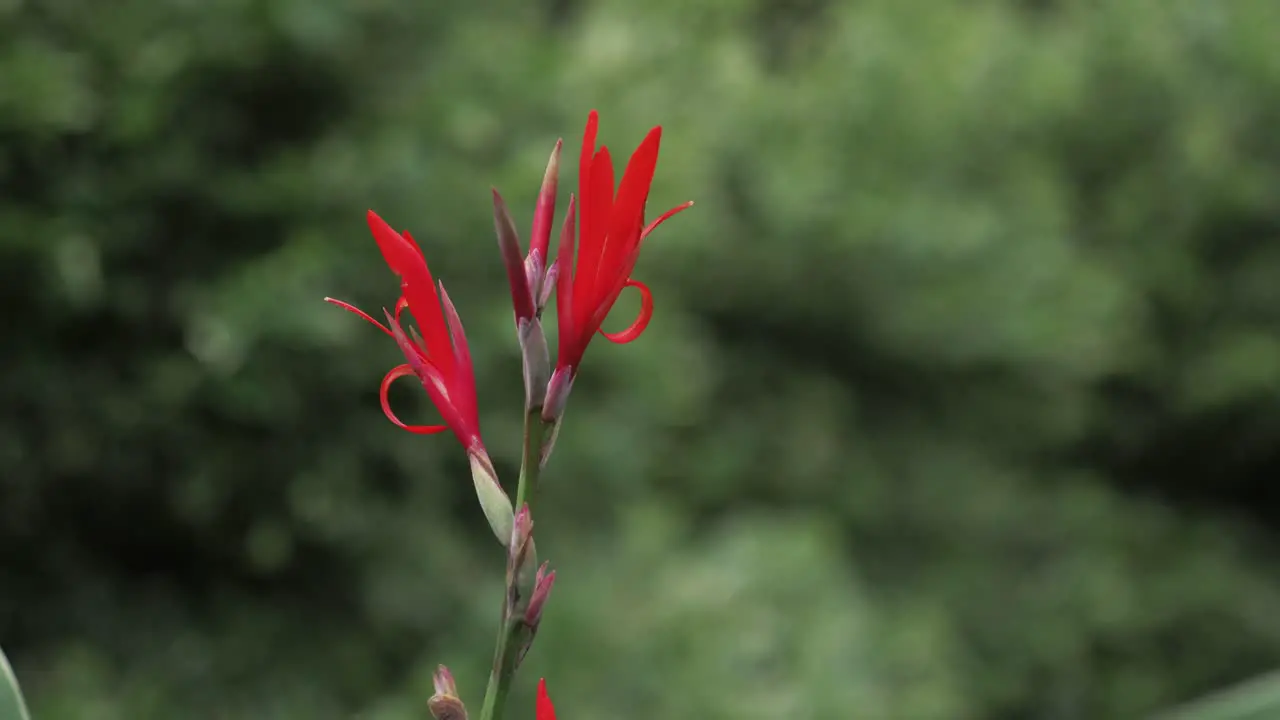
top-left (328, 109), bottom-right (692, 718)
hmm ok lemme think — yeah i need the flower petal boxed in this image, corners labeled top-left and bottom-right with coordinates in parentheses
top-left (367, 211), bottom-right (454, 376)
top-left (602, 126), bottom-right (661, 272)
top-left (324, 297), bottom-right (393, 337)
top-left (573, 145), bottom-right (616, 329)
top-left (438, 282), bottom-right (482, 445)
top-left (379, 365), bottom-right (448, 435)
top-left (554, 194), bottom-right (580, 370)
top-left (640, 200), bottom-right (695, 242)
top-left (600, 278), bottom-right (653, 344)
top-left (536, 678), bottom-right (556, 720)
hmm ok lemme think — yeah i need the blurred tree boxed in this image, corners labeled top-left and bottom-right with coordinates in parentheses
top-left (1, 0), bottom-right (1279, 718)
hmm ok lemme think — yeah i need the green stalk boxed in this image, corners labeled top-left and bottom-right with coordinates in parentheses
top-left (477, 408), bottom-right (549, 720)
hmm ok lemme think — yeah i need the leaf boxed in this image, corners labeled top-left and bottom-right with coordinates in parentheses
top-left (1154, 669), bottom-right (1280, 720)
top-left (0, 646), bottom-right (31, 720)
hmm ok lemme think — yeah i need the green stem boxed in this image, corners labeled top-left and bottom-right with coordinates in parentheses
top-left (477, 408), bottom-right (549, 720)
top-left (514, 408), bottom-right (549, 513)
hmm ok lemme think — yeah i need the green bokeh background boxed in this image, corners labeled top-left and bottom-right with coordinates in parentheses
top-left (3, 0), bottom-right (1280, 718)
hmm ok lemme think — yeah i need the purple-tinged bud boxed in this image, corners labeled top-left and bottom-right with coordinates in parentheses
top-left (516, 562), bottom-right (556, 668)
top-left (525, 562), bottom-right (556, 629)
top-left (537, 260), bottom-right (559, 312)
top-left (428, 665), bottom-right (467, 720)
top-left (541, 367), bottom-right (574, 424)
top-left (493, 189), bottom-right (535, 325)
top-left (507, 504), bottom-right (534, 588)
top-left (524, 249), bottom-right (546, 311)
top-left (432, 665), bottom-right (459, 698)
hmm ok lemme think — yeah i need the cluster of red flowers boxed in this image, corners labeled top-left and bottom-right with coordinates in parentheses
top-left (327, 109), bottom-right (691, 464)
top-left (326, 110), bottom-right (690, 717)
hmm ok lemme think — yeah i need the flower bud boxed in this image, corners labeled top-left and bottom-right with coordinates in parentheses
top-left (507, 504), bottom-right (534, 587)
top-left (428, 665), bottom-right (467, 720)
top-left (525, 562), bottom-right (556, 629)
top-left (432, 665), bottom-right (459, 698)
top-left (537, 261), bottom-right (559, 312)
top-left (528, 139), bottom-right (563, 286)
top-left (524, 249), bottom-right (546, 312)
top-left (428, 694), bottom-right (468, 720)
top-left (516, 562), bottom-right (556, 668)
top-left (541, 367), bottom-right (574, 424)
top-left (493, 189), bottom-right (535, 325)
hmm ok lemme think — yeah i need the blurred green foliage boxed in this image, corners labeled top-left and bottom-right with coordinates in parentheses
top-left (3, 0), bottom-right (1280, 717)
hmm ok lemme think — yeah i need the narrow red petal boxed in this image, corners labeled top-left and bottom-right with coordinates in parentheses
top-left (366, 210), bottom-right (417, 278)
top-left (592, 126), bottom-right (661, 320)
top-left (379, 365), bottom-right (448, 435)
top-left (438, 282), bottom-right (482, 447)
top-left (536, 679), bottom-right (557, 720)
top-left (324, 297), bottom-right (393, 337)
top-left (579, 110), bottom-right (599, 211)
top-left (601, 126), bottom-right (661, 269)
top-left (573, 146), bottom-right (616, 330)
top-left (600, 278), bottom-right (653, 344)
top-left (640, 200), bottom-right (694, 242)
top-left (366, 211), bottom-right (454, 377)
top-left (554, 194), bottom-right (579, 372)
top-left (400, 229), bottom-right (424, 255)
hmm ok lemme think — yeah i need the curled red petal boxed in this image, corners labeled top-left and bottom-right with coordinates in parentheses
top-left (600, 278), bottom-right (653, 344)
top-left (324, 297), bottom-right (393, 337)
top-left (379, 365), bottom-right (448, 435)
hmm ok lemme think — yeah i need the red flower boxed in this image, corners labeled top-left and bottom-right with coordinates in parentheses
top-left (325, 210), bottom-right (485, 454)
top-left (553, 110), bottom-right (693, 377)
top-left (536, 678), bottom-right (556, 720)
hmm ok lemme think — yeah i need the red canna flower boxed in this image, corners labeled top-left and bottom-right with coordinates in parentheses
top-left (552, 110), bottom-right (693, 380)
top-left (536, 678), bottom-right (556, 720)
top-left (325, 210), bottom-right (485, 455)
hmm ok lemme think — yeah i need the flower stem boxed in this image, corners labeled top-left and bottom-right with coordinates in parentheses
top-left (477, 408), bottom-right (549, 720)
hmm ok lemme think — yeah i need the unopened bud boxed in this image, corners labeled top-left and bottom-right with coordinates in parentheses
top-left (528, 139), bottom-right (562, 271)
top-left (428, 665), bottom-right (467, 720)
top-left (469, 451), bottom-right (514, 545)
top-left (524, 249), bottom-right (546, 310)
top-left (493, 189), bottom-right (535, 325)
top-left (507, 504), bottom-right (534, 584)
top-left (516, 562), bottom-right (556, 668)
top-left (432, 665), bottom-right (459, 698)
top-left (428, 694), bottom-right (468, 720)
top-left (541, 367), bottom-right (574, 424)
top-left (537, 261), bottom-right (559, 312)
top-left (525, 562), bottom-right (555, 628)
